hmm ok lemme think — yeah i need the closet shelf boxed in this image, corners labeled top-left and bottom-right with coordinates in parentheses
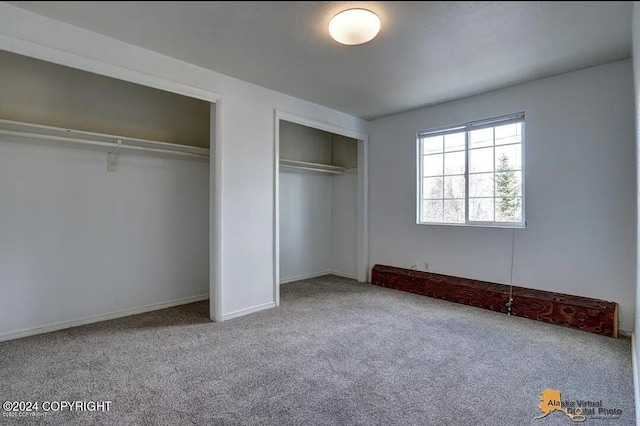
top-left (0, 118), bottom-right (210, 162)
top-left (279, 159), bottom-right (346, 175)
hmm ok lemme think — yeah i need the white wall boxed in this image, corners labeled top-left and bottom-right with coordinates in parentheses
top-left (0, 43), bottom-right (211, 340)
top-left (280, 172), bottom-right (333, 282)
top-left (331, 173), bottom-right (358, 278)
top-left (0, 3), bottom-right (367, 324)
top-left (279, 118), bottom-right (334, 282)
top-left (330, 135), bottom-right (359, 279)
top-left (369, 59), bottom-right (636, 331)
top-left (632, 1), bottom-right (640, 418)
top-left (279, 121), bottom-right (358, 282)
top-left (280, 171), bottom-right (358, 282)
top-left (0, 141), bottom-right (209, 339)
top-left (279, 169), bottom-right (359, 283)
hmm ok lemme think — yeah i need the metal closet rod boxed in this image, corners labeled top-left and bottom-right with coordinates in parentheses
top-left (279, 159), bottom-right (349, 175)
top-left (0, 118), bottom-right (210, 161)
top-left (280, 164), bottom-right (345, 175)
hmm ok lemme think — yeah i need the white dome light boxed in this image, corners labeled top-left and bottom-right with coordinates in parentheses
top-left (329, 9), bottom-right (381, 45)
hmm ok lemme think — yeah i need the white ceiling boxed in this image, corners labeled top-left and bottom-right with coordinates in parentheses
top-left (8, 1), bottom-right (633, 120)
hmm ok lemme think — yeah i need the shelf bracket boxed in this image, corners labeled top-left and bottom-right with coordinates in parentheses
top-left (107, 139), bottom-right (122, 172)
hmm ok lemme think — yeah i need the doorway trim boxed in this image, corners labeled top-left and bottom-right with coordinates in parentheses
top-left (273, 109), bottom-right (368, 306)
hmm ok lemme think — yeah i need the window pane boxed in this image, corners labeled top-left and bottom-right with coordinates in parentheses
top-left (495, 123), bottom-right (521, 145)
top-left (469, 198), bottom-right (494, 222)
top-left (444, 132), bottom-right (465, 152)
top-left (469, 127), bottom-right (493, 148)
top-left (444, 175), bottom-right (465, 199)
top-left (418, 117), bottom-right (524, 226)
top-left (444, 199), bottom-right (465, 223)
top-left (495, 197), bottom-right (522, 222)
top-left (469, 173), bottom-right (494, 197)
top-left (423, 177), bottom-right (443, 199)
top-left (423, 136), bottom-right (443, 154)
top-left (423, 154), bottom-right (443, 177)
top-left (423, 200), bottom-right (443, 223)
top-left (444, 151), bottom-right (465, 175)
top-left (495, 144), bottom-right (521, 170)
top-left (495, 171), bottom-right (522, 197)
top-left (469, 147), bottom-right (493, 173)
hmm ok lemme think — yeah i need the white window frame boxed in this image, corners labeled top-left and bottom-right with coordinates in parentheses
top-left (416, 112), bottom-right (526, 228)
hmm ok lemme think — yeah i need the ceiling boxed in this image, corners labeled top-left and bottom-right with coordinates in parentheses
top-left (7, 1), bottom-right (633, 120)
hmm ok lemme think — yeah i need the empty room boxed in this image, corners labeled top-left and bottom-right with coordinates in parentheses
top-left (1, 1), bottom-right (639, 424)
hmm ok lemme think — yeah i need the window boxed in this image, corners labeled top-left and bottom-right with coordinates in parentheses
top-left (417, 113), bottom-right (525, 227)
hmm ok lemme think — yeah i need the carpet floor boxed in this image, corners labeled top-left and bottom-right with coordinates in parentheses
top-left (0, 275), bottom-right (635, 425)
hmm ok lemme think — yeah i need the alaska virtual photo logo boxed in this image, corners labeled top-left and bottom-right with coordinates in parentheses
top-left (535, 389), bottom-right (622, 422)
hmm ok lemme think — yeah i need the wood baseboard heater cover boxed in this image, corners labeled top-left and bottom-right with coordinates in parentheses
top-left (371, 264), bottom-right (618, 338)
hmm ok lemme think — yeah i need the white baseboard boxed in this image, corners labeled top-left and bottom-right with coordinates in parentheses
top-left (632, 333), bottom-right (640, 426)
top-left (221, 302), bottom-right (276, 321)
top-left (280, 270), bottom-right (359, 285)
top-left (0, 294), bottom-right (209, 343)
top-left (620, 329), bottom-right (633, 337)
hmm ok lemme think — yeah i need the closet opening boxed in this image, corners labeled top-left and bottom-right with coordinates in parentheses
top-left (273, 112), bottom-right (368, 306)
top-left (0, 49), bottom-right (220, 339)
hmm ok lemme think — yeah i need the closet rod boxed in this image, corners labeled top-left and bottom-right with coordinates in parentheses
top-left (0, 118), bottom-right (210, 160)
top-left (0, 129), bottom-right (209, 160)
top-left (280, 164), bottom-right (344, 174)
top-left (279, 159), bottom-right (347, 175)
top-left (280, 159), bottom-right (344, 171)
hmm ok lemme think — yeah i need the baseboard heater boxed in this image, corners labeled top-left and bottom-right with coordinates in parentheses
top-left (371, 264), bottom-right (618, 338)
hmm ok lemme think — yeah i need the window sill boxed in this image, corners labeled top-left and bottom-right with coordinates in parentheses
top-left (417, 221), bottom-right (526, 229)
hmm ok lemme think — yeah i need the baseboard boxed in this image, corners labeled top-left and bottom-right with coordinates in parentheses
top-left (280, 270), bottom-right (359, 285)
top-left (633, 333), bottom-right (640, 426)
top-left (620, 329), bottom-right (633, 338)
top-left (221, 302), bottom-right (276, 321)
top-left (0, 294), bottom-right (209, 343)
top-left (328, 271), bottom-right (358, 280)
top-left (280, 271), bottom-right (332, 284)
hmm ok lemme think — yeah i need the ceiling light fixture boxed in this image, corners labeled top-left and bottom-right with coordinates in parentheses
top-left (329, 9), bottom-right (380, 45)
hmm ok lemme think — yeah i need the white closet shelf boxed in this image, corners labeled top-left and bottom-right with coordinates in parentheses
top-left (279, 159), bottom-right (346, 175)
top-left (0, 118), bottom-right (210, 162)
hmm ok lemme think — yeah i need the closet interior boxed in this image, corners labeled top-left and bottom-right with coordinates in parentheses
top-left (279, 120), bottom-right (359, 285)
top-left (0, 49), bottom-right (213, 333)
